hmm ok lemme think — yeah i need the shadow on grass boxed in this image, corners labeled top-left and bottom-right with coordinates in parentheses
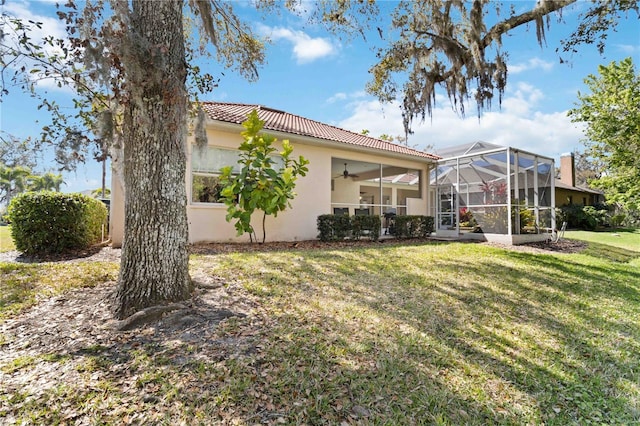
top-left (245, 243), bottom-right (640, 424)
top-left (4, 240), bottom-right (638, 424)
top-left (578, 240), bottom-right (640, 263)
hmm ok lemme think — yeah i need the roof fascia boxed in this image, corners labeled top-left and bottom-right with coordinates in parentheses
top-left (207, 119), bottom-right (438, 165)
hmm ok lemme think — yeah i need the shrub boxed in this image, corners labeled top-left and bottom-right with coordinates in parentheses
top-left (622, 209), bottom-right (640, 228)
top-left (7, 192), bottom-right (108, 254)
top-left (317, 214), bottom-right (352, 241)
top-left (393, 215), bottom-right (434, 238)
top-left (352, 215), bottom-right (381, 241)
top-left (611, 213), bottom-right (626, 228)
top-left (318, 214), bottom-right (433, 241)
top-left (560, 204), bottom-right (610, 230)
top-left (554, 208), bottom-right (567, 227)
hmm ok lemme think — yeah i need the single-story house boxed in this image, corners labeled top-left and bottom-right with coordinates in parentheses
top-left (555, 153), bottom-right (604, 207)
top-left (110, 102), bottom-right (440, 246)
top-left (110, 104), bottom-right (557, 246)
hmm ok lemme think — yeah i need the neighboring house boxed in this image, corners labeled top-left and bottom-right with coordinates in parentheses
top-left (555, 153), bottom-right (604, 207)
top-left (110, 102), bottom-right (440, 246)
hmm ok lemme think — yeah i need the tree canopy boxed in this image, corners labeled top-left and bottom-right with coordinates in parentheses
top-left (568, 57), bottom-right (640, 211)
top-left (363, 0), bottom-right (638, 134)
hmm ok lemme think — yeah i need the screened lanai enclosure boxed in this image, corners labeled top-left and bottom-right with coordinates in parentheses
top-left (432, 142), bottom-right (556, 244)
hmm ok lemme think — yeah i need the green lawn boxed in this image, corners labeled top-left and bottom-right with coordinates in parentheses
top-left (565, 228), bottom-right (640, 253)
top-left (1, 231), bottom-right (639, 424)
top-left (0, 226), bottom-right (15, 252)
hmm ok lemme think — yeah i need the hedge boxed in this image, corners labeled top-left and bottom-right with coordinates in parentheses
top-left (7, 192), bottom-right (108, 254)
top-left (317, 214), bottom-right (380, 241)
top-left (351, 215), bottom-right (381, 241)
top-left (318, 214), bottom-right (433, 241)
top-left (317, 214), bottom-right (352, 241)
top-left (392, 215), bottom-right (434, 238)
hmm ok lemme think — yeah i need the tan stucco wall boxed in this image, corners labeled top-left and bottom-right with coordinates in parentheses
top-left (556, 188), bottom-right (599, 207)
top-left (110, 172), bottom-right (125, 248)
top-left (110, 121), bottom-right (435, 244)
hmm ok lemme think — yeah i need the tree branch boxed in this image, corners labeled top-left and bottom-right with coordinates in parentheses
top-left (482, 0), bottom-right (576, 48)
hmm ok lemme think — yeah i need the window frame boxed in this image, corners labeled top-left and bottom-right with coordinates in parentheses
top-left (189, 144), bottom-right (286, 206)
top-left (190, 146), bottom-right (240, 206)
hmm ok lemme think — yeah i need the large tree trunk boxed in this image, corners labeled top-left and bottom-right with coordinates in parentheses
top-left (113, 0), bottom-right (192, 319)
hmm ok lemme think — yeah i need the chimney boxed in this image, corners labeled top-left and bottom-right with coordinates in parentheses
top-left (560, 153), bottom-right (575, 188)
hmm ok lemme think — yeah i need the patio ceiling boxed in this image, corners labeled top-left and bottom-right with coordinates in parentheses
top-left (331, 158), bottom-right (420, 184)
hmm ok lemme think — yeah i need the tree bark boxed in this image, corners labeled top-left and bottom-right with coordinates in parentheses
top-left (113, 0), bottom-right (192, 319)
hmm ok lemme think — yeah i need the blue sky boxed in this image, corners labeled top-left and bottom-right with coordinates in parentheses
top-left (1, 0), bottom-right (639, 193)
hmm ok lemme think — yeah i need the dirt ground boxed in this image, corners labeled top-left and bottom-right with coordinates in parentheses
top-left (1, 236), bottom-right (587, 265)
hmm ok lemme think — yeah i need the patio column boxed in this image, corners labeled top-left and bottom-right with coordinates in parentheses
top-left (506, 148), bottom-right (512, 236)
top-left (379, 164), bottom-right (383, 217)
top-left (551, 159), bottom-right (556, 231)
top-left (514, 150), bottom-right (520, 235)
top-left (455, 157), bottom-right (460, 234)
top-left (534, 156), bottom-right (540, 229)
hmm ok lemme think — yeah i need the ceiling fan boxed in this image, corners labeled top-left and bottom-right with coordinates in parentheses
top-left (338, 163), bottom-right (359, 179)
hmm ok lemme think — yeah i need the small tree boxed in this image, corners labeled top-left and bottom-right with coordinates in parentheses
top-left (219, 110), bottom-right (309, 243)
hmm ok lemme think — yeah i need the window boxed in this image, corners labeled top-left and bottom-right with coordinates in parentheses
top-left (191, 145), bottom-right (286, 204)
top-left (191, 146), bottom-right (240, 204)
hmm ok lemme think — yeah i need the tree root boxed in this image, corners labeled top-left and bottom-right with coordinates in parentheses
top-left (115, 303), bottom-right (187, 331)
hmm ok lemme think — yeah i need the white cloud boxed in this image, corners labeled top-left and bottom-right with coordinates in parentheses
top-left (509, 57), bottom-right (554, 74)
top-left (615, 44), bottom-right (640, 54)
top-left (501, 82), bottom-right (544, 115)
top-left (325, 90), bottom-right (366, 104)
top-left (337, 90), bottom-right (586, 161)
top-left (3, 1), bottom-right (71, 91)
top-left (3, 2), bottom-right (67, 55)
top-left (326, 92), bottom-right (348, 104)
top-left (261, 25), bottom-right (337, 64)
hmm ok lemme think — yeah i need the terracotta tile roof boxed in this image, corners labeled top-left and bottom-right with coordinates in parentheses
top-left (200, 102), bottom-right (440, 161)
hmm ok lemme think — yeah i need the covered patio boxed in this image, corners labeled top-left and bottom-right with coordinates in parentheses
top-left (330, 157), bottom-right (426, 218)
top-left (432, 142), bottom-right (556, 244)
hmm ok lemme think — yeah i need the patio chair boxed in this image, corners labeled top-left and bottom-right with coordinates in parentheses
top-left (548, 221), bottom-right (567, 243)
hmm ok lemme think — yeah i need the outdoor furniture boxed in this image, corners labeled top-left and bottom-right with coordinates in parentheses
top-left (547, 221), bottom-right (567, 243)
top-left (384, 208), bottom-right (396, 235)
